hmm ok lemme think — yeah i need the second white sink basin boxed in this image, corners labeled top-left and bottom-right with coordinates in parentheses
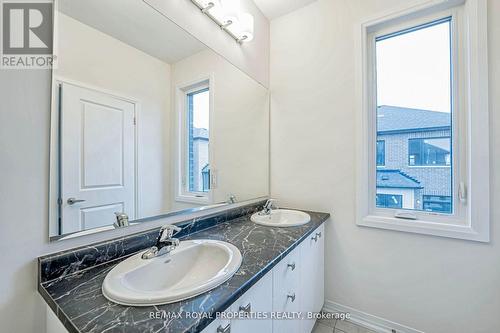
top-left (102, 239), bottom-right (242, 306)
top-left (251, 209), bottom-right (311, 227)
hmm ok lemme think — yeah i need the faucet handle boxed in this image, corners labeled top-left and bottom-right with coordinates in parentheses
top-left (264, 199), bottom-right (278, 210)
top-left (227, 194), bottom-right (237, 204)
top-left (113, 212), bottom-right (129, 228)
top-left (158, 225), bottom-right (182, 242)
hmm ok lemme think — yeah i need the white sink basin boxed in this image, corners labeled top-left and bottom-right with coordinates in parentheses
top-left (102, 239), bottom-right (242, 306)
top-left (251, 209), bottom-right (311, 227)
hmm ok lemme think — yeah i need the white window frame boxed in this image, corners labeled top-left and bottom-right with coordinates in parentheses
top-left (175, 76), bottom-right (214, 205)
top-left (356, 0), bottom-right (489, 242)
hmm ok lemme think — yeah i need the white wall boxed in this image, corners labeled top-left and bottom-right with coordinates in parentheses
top-left (143, 0), bottom-right (270, 88)
top-left (56, 13), bottom-right (172, 220)
top-left (171, 49), bottom-right (269, 210)
top-left (270, 0), bottom-right (500, 332)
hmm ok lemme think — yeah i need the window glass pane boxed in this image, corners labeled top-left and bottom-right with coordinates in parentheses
top-left (375, 18), bottom-right (453, 214)
top-left (408, 138), bottom-right (451, 166)
top-left (423, 195), bottom-right (452, 213)
top-left (376, 194), bottom-right (403, 209)
top-left (377, 140), bottom-right (385, 166)
top-left (187, 88), bottom-right (210, 193)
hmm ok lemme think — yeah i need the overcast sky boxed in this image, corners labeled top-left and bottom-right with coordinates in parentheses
top-left (193, 21), bottom-right (451, 129)
top-left (376, 21), bottom-right (451, 113)
top-left (192, 90), bottom-right (210, 130)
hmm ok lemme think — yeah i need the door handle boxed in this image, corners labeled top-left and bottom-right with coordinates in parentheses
top-left (287, 293), bottom-right (296, 302)
top-left (287, 262), bottom-right (296, 271)
top-left (67, 198), bottom-right (86, 205)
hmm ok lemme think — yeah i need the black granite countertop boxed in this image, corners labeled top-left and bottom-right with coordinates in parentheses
top-left (39, 204), bottom-right (329, 333)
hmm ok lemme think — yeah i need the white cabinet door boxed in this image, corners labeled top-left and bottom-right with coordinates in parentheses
top-left (273, 247), bottom-right (300, 333)
top-left (312, 224), bottom-right (325, 313)
top-left (230, 272), bottom-right (273, 333)
top-left (299, 224), bottom-right (325, 333)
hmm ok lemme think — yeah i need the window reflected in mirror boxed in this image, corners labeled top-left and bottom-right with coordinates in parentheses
top-left (49, 0), bottom-right (269, 240)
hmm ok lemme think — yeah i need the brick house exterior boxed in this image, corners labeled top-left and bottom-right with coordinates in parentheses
top-left (190, 128), bottom-right (209, 192)
top-left (376, 106), bottom-right (452, 212)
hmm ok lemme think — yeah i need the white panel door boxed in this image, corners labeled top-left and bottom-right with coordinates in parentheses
top-left (60, 82), bottom-right (136, 234)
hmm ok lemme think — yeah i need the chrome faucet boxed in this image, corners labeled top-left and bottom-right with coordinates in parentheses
top-left (259, 199), bottom-right (278, 216)
top-left (227, 194), bottom-right (237, 204)
top-left (141, 225), bottom-right (182, 260)
top-left (114, 212), bottom-right (129, 228)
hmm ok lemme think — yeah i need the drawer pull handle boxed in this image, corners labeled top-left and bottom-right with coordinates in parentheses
top-left (287, 293), bottom-right (296, 302)
top-left (239, 303), bottom-right (252, 313)
top-left (217, 323), bottom-right (231, 333)
top-left (287, 262), bottom-right (296, 271)
top-left (311, 235), bottom-right (318, 242)
top-left (316, 232), bottom-right (322, 238)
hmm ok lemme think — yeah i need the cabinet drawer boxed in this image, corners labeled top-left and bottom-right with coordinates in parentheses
top-left (201, 310), bottom-right (231, 333)
top-left (230, 272), bottom-right (273, 333)
top-left (273, 247), bottom-right (300, 333)
top-left (273, 247), bottom-right (299, 288)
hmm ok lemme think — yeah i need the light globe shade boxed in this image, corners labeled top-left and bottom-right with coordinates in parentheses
top-left (221, 0), bottom-right (241, 23)
top-left (239, 13), bottom-right (254, 42)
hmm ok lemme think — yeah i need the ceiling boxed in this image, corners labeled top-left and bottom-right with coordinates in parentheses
top-left (252, 0), bottom-right (318, 20)
top-left (58, 0), bottom-right (207, 64)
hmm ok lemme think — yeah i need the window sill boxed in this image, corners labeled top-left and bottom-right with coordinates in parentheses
top-left (175, 194), bottom-right (211, 205)
top-left (358, 215), bottom-right (489, 242)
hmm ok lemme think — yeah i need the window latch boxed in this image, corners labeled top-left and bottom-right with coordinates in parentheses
top-left (210, 169), bottom-right (217, 189)
top-left (459, 182), bottom-right (467, 203)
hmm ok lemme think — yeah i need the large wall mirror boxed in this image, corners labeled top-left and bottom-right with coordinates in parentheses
top-left (49, 0), bottom-right (269, 241)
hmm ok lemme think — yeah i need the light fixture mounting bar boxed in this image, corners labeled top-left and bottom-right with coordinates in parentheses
top-left (189, 0), bottom-right (246, 44)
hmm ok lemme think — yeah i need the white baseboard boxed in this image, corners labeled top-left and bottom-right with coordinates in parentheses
top-left (323, 300), bottom-right (424, 333)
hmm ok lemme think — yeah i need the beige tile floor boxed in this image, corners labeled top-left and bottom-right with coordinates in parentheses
top-left (313, 316), bottom-right (378, 333)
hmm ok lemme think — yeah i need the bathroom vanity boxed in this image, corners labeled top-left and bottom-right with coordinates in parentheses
top-left (39, 2), bottom-right (328, 332)
top-left (39, 202), bottom-right (328, 333)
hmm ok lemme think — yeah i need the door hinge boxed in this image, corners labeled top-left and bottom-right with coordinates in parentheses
top-left (57, 197), bottom-right (63, 206)
top-left (133, 117), bottom-right (136, 125)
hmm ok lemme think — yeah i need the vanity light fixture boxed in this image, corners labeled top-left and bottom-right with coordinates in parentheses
top-left (189, 0), bottom-right (254, 44)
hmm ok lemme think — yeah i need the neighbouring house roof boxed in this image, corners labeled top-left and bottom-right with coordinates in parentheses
top-left (193, 128), bottom-right (208, 140)
top-left (377, 169), bottom-right (423, 189)
top-left (377, 106), bottom-right (451, 134)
